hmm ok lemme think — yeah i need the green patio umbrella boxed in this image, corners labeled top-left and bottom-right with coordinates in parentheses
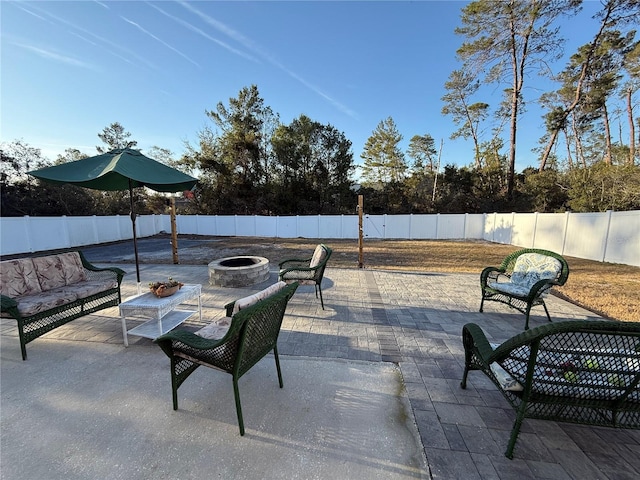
top-left (29, 148), bottom-right (198, 285)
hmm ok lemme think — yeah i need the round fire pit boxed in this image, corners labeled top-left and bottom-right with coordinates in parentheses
top-left (208, 256), bottom-right (270, 287)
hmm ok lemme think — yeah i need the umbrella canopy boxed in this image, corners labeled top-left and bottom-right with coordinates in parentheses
top-left (28, 148), bottom-right (197, 192)
top-left (29, 148), bottom-right (198, 285)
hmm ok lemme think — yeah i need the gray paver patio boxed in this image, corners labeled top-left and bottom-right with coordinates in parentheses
top-left (1, 261), bottom-right (638, 479)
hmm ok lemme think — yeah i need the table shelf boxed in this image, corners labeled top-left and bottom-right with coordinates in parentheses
top-left (126, 309), bottom-right (196, 340)
top-left (119, 284), bottom-right (202, 346)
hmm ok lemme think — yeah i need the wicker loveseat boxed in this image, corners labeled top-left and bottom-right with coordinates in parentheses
top-left (1, 251), bottom-right (125, 360)
top-left (156, 281), bottom-right (299, 435)
top-left (480, 248), bottom-right (569, 330)
top-left (461, 320), bottom-right (640, 458)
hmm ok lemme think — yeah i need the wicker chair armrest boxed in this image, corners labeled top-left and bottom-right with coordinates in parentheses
top-left (88, 266), bottom-right (126, 282)
top-left (525, 278), bottom-right (561, 300)
top-left (100, 266), bottom-right (126, 279)
top-left (224, 301), bottom-right (236, 317)
top-left (480, 266), bottom-right (505, 287)
top-left (85, 264), bottom-right (125, 277)
top-left (278, 257), bottom-right (312, 268)
top-left (84, 267), bottom-right (126, 287)
top-left (462, 323), bottom-right (497, 365)
top-left (76, 251), bottom-right (126, 283)
top-left (1, 295), bottom-right (19, 315)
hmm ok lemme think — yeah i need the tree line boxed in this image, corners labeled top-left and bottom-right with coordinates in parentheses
top-left (1, 0), bottom-right (639, 218)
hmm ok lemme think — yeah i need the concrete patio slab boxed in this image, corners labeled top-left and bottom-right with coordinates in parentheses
top-left (0, 338), bottom-right (427, 480)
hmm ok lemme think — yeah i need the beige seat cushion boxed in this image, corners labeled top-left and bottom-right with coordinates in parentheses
top-left (195, 317), bottom-right (232, 340)
top-left (4, 279), bottom-right (117, 318)
top-left (232, 281), bottom-right (287, 315)
top-left (61, 279), bottom-right (118, 300)
top-left (309, 245), bottom-right (327, 268)
top-left (9, 288), bottom-right (79, 317)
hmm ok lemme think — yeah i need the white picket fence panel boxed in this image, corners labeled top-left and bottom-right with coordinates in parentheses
top-left (1, 211), bottom-right (638, 266)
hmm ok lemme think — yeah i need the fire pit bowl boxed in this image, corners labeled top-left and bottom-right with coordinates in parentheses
top-left (208, 256), bottom-right (270, 287)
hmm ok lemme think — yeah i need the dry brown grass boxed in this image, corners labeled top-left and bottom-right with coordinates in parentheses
top-left (192, 237), bottom-right (639, 323)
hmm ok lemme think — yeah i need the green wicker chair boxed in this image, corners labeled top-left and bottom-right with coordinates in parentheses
top-left (155, 282), bottom-right (298, 436)
top-left (461, 320), bottom-right (640, 458)
top-left (278, 244), bottom-right (332, 309)
top-left (480, 248), bottom-right (569, 330)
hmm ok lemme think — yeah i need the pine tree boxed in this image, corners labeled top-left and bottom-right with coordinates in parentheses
top-left (361, 117), bottom-right (406, 186)
top-left (455, 0), bottom-right (580, 196)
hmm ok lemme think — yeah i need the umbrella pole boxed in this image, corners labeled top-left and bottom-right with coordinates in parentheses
top-left (129, 181), bottom-right (142, 293)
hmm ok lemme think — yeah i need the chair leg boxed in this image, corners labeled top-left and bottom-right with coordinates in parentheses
top-left (170, 358), bottom-right (179, 410)
top-left (460, 345), bottom-right (473, 389)
top-left (461, 366), bottom-right (470, 389)
top-left (233, 377), bottom-right (245, 436)
top-left (524, 305), bottom-right (532, 330)
top-left (542, 302), bottom-right (552, 323)
top-left (273, 345), bottom-right (284, 388)
top-left (506, 402), bottom-right (528, 459)
top-left (317, 284), bottom-right (325, 310)
top-left (17, 323), bottom-right (27, 360)
top-left (479, 295), bottom-right (485, 313)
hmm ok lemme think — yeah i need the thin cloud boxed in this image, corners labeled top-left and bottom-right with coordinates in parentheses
top-left (12, 3), bottom-right (55, 25)
top-left (121, 16), bottom-right (201, 69)
top-left (68, 31), bottom-right (136, 66)
top-left (13, 42), bottom-right (100, 71)
top-left (178, 1), bottom-right (358, 119)
top-left (263, 55), bottom-right (359, 119)
top-left (286, 70), bottom-right (359, 119)
top-left (178, 1), bottom-right (255, 50)
top-left (24, 3), bottom-right (159, 72)
top-left (146, 2), bottom-right (258, 63)
top-left (94, 1), bottom-right (109, 9)
top-left (67, 31), bottom-right (99, 48)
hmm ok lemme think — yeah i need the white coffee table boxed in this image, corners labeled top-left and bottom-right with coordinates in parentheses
top-left (119, 284), bottom-right (202, 346)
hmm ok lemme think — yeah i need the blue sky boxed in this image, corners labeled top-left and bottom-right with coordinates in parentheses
top-left (2, 1), bottom-right (603, 176)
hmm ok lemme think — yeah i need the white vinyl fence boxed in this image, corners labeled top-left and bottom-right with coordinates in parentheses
top-left (1, 211), bottom-right (638, 266)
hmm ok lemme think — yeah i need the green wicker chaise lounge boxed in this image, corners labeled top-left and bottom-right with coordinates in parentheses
top-left (155, 281), bottom-right (298, 435)
top-left (461, 320), bottom-right (640, 458)
top-left (480, 248), bottom-right (569, 330)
